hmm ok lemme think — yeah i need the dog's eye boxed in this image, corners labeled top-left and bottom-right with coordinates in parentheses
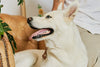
top-left (46, 15), bottom-right (52, 19)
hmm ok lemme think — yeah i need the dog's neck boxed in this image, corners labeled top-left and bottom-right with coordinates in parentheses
top-left (44, 22), bottom-right (86, 63)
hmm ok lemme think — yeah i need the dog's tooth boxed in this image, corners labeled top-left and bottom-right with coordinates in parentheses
top-left (35, 34), bottom-right (38, 36)
top-left (45, 31), bottom-right (50, 34)
top-left (43, 31), bottom-right (46, 33)
top-left (33, 33), bottom-right (37, 36)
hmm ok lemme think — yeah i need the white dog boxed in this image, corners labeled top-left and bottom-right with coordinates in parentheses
top-left (15, 1), bottom-right (88, 67)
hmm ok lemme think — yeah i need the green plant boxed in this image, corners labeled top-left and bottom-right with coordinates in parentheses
top-left (0, 5), bottom-right (3, 13)
top-left (17, 0), bottom-right (24, 5)
top-left (0, 0), bottom-right (24, 54)
top-left (38, 4), bottom-right (44, 17)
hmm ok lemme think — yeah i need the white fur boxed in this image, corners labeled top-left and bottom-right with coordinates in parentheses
top-left (15, 1), bottom-right (88, 67)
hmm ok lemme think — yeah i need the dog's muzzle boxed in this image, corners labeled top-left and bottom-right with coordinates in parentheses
top-left (27, 17), bottom-right (54, 40)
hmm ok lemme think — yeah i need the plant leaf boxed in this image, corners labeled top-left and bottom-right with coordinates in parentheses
top-left (0, 5), bottom-right (3, 13)
top-left (38, 15), bottom-right (42, 17)
top-left (18, 0), bottom-right (24, 5)
top-left (12, 37), bottom-right (17, 49)
top-left (0, 22), bottom-right (4, 39)
top-left (38, 4), bottom-right (42, 9)
top-left (3, 27), bottom-right (12, 32)
top-left (1, 23), bottom-right (11, 32)
top-left (1, 23), bottom-right (9, 27)
top-left (6, 32), bottom-right (17, 54)
top-left (0, 20), bottom-right (3, 22)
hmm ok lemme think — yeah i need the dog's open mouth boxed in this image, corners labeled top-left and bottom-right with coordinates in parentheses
top-left (29, 28), bottom-right (54, 40)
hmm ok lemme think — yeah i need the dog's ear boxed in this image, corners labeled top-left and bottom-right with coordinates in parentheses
top-left (57, 3), bottom-right (63, 10)
top-left (63, 1), bottom-right (79, 20)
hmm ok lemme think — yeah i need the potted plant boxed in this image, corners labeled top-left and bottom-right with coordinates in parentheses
top-left (0, 0), bottom-right (23, 67)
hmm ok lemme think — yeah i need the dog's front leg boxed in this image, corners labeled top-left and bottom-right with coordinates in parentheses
top-left (15, 50), bottom-right (37, 67)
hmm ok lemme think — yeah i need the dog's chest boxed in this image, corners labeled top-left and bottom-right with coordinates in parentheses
top-left (40, 48), bottom-right (87, 67)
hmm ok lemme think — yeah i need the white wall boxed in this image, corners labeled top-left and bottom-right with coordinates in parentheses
top-left (0, 0), bottom-right (53, 16)
top-left (0, 0), bottom-right (83, 17)
top-left (1, 0), bottom-right (21, 15)
top-left (25, 0), bottom-right (53, 17)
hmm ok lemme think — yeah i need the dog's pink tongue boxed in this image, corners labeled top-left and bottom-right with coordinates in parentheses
top-left (29, 29), bottom-right (50, 40)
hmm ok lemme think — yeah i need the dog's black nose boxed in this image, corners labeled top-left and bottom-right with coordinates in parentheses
top-left (27, 17), bottom-right (33, 23)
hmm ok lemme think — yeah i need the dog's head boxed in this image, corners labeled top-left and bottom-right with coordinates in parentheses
top-left (27, 1), bottom-right (79, 41)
